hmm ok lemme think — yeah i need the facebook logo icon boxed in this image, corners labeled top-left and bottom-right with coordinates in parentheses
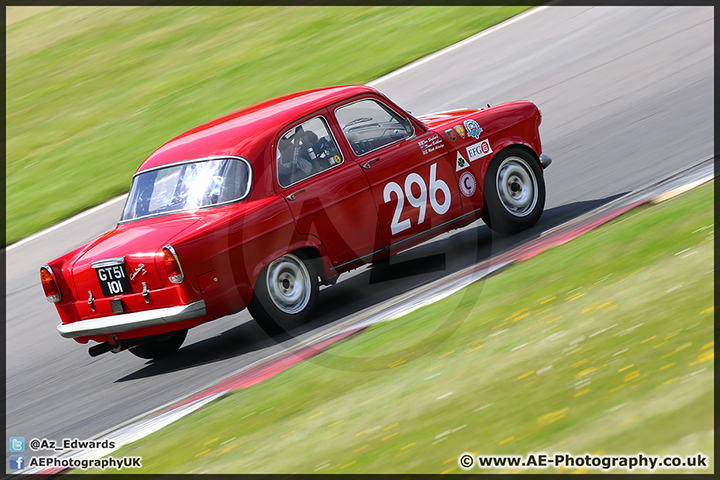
top-left (10, 437), bottom-right (25, 452)
top-left (10, 455), bottom-right (25, 470)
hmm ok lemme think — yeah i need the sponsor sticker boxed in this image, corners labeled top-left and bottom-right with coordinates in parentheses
top-left (466, 139), bottom-right (492, 162)
top-left (456, 151), bottom-right (470, 171)
top-left (454, 125), bottom-right (466, 138)
top-left (417, 134), bottom-right (444, 155)
top-left (334, 155), bottom-right (342, 164)
top-left (445, 128), bottom-right (458, 142)
top-left (459, 171), bottom-right (477, 197)
top-left (464, 119), bottom-right (483, 139)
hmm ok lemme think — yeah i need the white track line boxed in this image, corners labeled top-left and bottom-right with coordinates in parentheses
top-left (6, 194), bottom-right (126, 252)
top-left (367, 6), bottom-right (547, 87)
top-left (7, 6), bottom-right (546, 253)
top-left (21, 392), bottom-right (225, 475)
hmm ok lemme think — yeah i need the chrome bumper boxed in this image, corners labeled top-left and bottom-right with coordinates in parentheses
top-left (57, 300), bottom-right (206, 339)
top-left (539, 153), bottom-right (552, 168)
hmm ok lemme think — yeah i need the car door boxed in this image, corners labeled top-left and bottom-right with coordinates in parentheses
top-left (332, 97), bottom-right (462, 247)
top-left (275, 112), bottom-right (383, 268)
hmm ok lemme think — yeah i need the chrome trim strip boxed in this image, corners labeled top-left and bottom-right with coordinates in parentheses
top-left (118, 209), bottom-right (199, 225)
top-left (91, 257), bottom-right (125, 268)
top-left (332, 207), bottom-right (484, 271)
top-left (163, 244), bottom-right (185, 283)
top-left (275, 115), bottom-right (345, 190)
top-left (133, 155), bottom-right (252, 179)
top-left (41, 265), bottom-right (62, 303)
top-left (41, 264), bottom-right (56, 277)
top-left (334, 98), bottom-right (416, 157)
top-left (56, 300), bottom-right (206, 339)
top-left (119, 155), bottom-right (253, 224)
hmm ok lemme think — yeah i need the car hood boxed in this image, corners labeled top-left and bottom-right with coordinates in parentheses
top-left (70, 216), bottom-right (202, 299)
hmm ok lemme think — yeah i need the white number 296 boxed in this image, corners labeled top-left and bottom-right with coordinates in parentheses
top-left (383, 163), bottom-right (451, 235)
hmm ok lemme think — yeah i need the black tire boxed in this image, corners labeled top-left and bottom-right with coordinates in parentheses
top-left (481, 147), bottom-right (546, 235)
top-left (248, 252), bottom-right (319, 337)
top-left (129, 329), bottom-right (187, 359)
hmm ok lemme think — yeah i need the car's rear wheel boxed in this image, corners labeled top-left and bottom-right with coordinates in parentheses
top-left (128, 329), bottom-right (187, 359)
top-left (248, 252), bottom-right (319, 337)
top-left (481, 147), bottom-right (545, 235)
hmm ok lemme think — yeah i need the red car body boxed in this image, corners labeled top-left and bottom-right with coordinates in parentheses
top-left (41, 85), bottom-right (550, 358)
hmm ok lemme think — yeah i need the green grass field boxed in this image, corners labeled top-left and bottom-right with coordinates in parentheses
top-left (83, 183), bottom-right (714, 474)
top-left (6, 6), bottom-right (530, 244)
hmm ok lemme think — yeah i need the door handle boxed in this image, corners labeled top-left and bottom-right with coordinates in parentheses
top-left (286, 189), bottom-right (305, 201)
top-left (362, 157), bottom-right (380, 169)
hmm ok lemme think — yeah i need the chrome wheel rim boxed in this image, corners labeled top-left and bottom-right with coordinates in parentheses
top-left (266, 254), bottom-right (311, 314)
top-left (496, 156), bottom-right (538, 217)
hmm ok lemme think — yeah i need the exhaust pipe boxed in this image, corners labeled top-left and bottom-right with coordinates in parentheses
top-left (88, 338), bottom-right (145, 357)
top-left (88, 342), bottom-right (113, 357)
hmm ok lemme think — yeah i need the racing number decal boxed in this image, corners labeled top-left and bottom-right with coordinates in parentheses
top-left (384, 182), bottom-right (409, 235)
top-left (429, 165), bottom-right (452, 216)
top-left (383, 163), bottom-right (451, 235)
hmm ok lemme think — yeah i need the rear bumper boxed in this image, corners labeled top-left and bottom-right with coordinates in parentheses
top-left (57, 300), bottom-right (206, 339)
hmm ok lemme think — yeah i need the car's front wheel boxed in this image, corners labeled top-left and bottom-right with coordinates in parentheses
top-left (128, 329), bottom-right (187, 359)
top-left (481, 147), bottom-right (546, 235)
top-left (248, 252), bottom-right (319, 337)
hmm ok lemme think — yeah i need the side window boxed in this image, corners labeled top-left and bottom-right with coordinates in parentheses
top-left (277, 116), bottom-right (343, 188)
top-left (336, 99), bottom-right (413, 156)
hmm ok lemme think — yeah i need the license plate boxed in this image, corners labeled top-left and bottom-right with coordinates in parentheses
top-left (95, 264), bottom-right (132, 296)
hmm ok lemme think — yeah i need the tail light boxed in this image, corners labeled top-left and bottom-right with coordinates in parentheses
top-left (40, 265), bottom-right (62, 303)
top-left (162, 245), bottom-right (184, 283)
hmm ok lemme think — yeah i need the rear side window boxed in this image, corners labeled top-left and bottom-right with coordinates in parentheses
top-left (335, 99), bottom-right (413, 155)
top-left (121, 157), bottom-right (252, 221)
top-left (276, 116), bottom-right (343, 188)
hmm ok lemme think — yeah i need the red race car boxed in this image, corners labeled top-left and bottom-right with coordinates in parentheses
top-left (41, 85), bottom-right (551, 359)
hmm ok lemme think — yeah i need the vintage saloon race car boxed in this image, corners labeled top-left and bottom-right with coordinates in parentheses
top-left (41, 85), bottom-right (551, 359)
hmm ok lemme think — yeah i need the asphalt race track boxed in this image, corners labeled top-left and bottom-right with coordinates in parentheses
top-left (5, 6), bottom-right (712, 464)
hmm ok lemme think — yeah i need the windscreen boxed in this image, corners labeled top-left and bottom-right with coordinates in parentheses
top-left (121, 158), bottom-right (251, 221)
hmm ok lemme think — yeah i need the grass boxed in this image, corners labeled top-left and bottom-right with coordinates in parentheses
top-left (83, 182), bottom-right (714, 474)
top-left (5, 5), bottom-right (530, 244)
